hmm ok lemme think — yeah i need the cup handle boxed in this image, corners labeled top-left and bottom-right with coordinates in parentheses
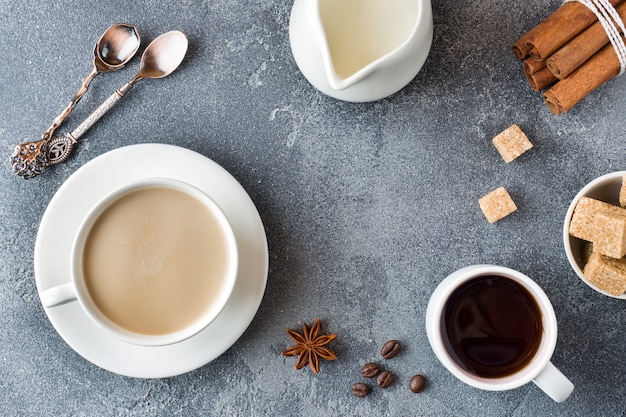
top-left (40, 282), bottom-right (77, 308)
top-left (532, 361), bottom-right (574, 402)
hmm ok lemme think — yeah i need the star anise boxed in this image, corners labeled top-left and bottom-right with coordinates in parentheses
top-left (282, 318), bottom-right (337, 374)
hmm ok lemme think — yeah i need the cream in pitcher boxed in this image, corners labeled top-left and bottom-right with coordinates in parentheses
top-left (320, 0), bottom-right (419, 79)
top-left (289, 0), bottom-right (433, 102)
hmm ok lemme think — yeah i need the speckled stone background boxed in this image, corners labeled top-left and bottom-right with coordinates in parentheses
top-left (1, 0), bottom-right (625, 415)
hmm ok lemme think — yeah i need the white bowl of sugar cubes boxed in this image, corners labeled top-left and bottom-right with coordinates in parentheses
top-left (563, 171), bottom-right (626, 299)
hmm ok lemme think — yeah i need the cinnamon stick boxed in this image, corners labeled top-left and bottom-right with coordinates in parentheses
top-left (524, 65), bottom-right (557, 91)
top-left (546, 1), bottom-right (626, 79)
top-left (543, 44), bottom-right (620, 114)
top-left (523, 56), bottom-right (546, 75)
top-left (512, 35), bottom-right (534, 60)
top-left (521, 57), bottom-right (555, 90)
top-left (511, 0), bottom-right (623, 61)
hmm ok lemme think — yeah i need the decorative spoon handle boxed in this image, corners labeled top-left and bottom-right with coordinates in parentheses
top-left (9, 139), bottom-right (48, 179)
top-left (47, 82), bottom-right (135, 166)
top-left (9, 73), bottom-right (98, 179)
top-left (73, 83), bottom-right (133, 141)
top-left (42, 68), bottom-right (98, 142)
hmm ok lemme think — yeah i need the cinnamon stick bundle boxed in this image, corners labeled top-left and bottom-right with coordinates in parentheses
top-left (514, 0), bottom-right (626, 113)
top-left (543, 44), bottom-right (620, 114)
top-left (512, 0), bottom-right (622, 61)
top-left (546, 1), bottom-right (626, 79)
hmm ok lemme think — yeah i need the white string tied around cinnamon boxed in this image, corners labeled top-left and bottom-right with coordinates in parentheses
top-left (566, 0), bottom-right (626, 74)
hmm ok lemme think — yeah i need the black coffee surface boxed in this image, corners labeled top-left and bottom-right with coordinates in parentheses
top-left (442, 275), bottom-right (543, 378)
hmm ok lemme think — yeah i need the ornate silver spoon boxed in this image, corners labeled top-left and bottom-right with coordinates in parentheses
top-left (37, 31), bottom-right (188, 175)
top-left (10, 23), bottom-right (140, 179)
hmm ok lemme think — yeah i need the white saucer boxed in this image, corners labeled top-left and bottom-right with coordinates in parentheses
top-left (34, 144), bottom-right (269, 378)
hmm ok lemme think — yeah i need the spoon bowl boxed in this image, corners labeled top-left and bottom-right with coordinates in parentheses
top-left (132, 31), bottom-right (188, 82)
top-left (95, 23), bottom-right (141, 71)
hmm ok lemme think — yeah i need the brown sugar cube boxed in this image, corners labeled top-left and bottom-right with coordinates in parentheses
top-left (492, 124), bottom-right (533, 163)
top-left (569, 196), bottom-right (625, 240)
top-left (620, 174), bottom-right (626, 208)
top-left (583, 252), bottom-right (626, 296)
top-left (568, 197), bottom-right (599, 242)
top-left (569, 197), bottom-right (626, 258)
top-left (479, 187), bottom-right (518, 223)
top-left (594, 212), bottom-right (626, 258)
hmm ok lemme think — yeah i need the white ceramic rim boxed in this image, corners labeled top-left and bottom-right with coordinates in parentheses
top-left (70, 177), bottom-right (239, 346)
top-left (562, 171), bottom-right (626, 300)
top-left (425, 265), bottom-right (558, 391)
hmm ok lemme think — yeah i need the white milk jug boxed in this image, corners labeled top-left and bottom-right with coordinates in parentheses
top-left (289, 0), bottom-right (433, 102)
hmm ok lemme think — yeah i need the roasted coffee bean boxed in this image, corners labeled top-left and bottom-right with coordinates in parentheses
top-left (409, 374), bottom-right (426, 393)
top-left (381, 339), bottom-right (401, 359)
top-left (361, 362), bottom-right (381, 378)
top-left (351, 382), bottom-right (369, 398)
top-left (376, 370), bottom-right (394, 388)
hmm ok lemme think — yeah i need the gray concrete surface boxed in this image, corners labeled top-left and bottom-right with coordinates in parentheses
top-left (1, 0), bottom-right (625, 415)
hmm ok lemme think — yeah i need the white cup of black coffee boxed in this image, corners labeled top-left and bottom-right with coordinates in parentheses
top-left (426, 265), bottom-right (573, 402)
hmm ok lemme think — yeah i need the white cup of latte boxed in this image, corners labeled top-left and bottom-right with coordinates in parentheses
top-left (425, 265), bottom-right (574, 402)
top-left (40, 178), bottom-right (239, 346)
